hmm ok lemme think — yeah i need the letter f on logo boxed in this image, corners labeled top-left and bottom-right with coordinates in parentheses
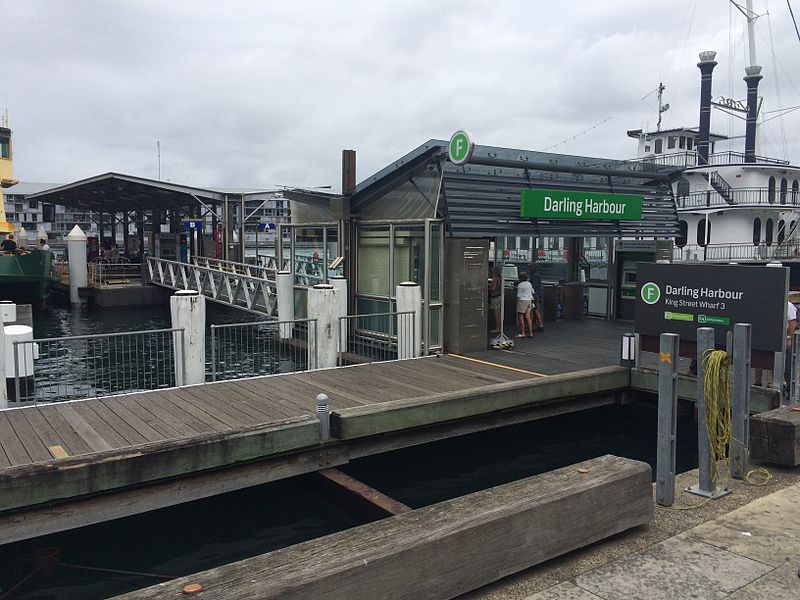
top-left (641, 282), bottom-right (660, 305)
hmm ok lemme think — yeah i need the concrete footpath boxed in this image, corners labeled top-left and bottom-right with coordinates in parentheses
top-left (463, 464), bottom-right (800, 600)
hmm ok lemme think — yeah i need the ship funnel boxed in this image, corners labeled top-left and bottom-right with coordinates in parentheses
top-left (744, 65), bottom-right (762, 163)
top-left (696, 51), bottom-right (718, 166)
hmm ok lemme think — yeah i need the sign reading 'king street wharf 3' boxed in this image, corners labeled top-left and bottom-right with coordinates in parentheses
top-left (520, 189), bottom-right (643, 220)
top-left (635, 262), bottom-right (789, 352)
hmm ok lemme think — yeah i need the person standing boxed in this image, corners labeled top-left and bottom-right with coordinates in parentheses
top-left (39, 238), bottom-right (50, 252)
top-left (489, 267), bottom-right (502, 333)
top-left (528, 263), bottom-right (544, 332)
top-left (516, 272), bottom-right (534, 338)
top-left (1, 234), bottom-right (17, 253)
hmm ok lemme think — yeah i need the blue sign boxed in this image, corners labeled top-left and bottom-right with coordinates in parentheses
top-left (258, 223), bottom-right (276, 232)
top-left (182, 220), bottom-right (203, 231)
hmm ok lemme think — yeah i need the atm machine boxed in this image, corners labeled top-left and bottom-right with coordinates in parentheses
top-left (613, 239), bottom-right (673, 320)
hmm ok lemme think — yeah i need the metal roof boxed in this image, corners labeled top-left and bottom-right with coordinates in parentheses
top-left (25, 172), bottom-right (231, 211)
top-left (352, 140), bottom-right (684, 238)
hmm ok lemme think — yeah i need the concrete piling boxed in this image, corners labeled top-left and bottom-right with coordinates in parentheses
top-left (396, 282), bottom-right (422, 360)
top-left (275, 271), bottom-right (294, 340)
top-left (307, 284), bottom-right (338, 369)
top-left (66, 225), bottom-right (88, 306)
top-left (170, 290), bottom-right (206, 386)
top-left (331, 276), bottom-right (348, 354)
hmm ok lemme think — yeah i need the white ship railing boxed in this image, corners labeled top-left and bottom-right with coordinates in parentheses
top-left (673, 242), bottom-right (800, 262)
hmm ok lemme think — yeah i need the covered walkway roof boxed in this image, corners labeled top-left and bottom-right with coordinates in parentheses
top-left (25, 173), bottom-right (234, 212)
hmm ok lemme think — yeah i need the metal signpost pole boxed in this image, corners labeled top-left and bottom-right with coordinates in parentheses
top-left (656, 332), bottom-right (679, 506)
top-left (791, 330), bottom-right (800, 404)
top-left (731, 323), bottom-right (752, 480)
top-left (687, 327), bottom-right (728, 498)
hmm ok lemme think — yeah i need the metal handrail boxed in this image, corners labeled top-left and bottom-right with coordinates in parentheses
top-left (677, 187), bottom-right (800, 209)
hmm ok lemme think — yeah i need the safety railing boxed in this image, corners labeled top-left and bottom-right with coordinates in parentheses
top-left (11, 328), bottom-right (184, 405)
top-left (209, 318), bottom-right (317, 382)
top-left (673, 241), bottom-right (800, 262)
top-left (147, 256), bottom-right (278, 316)
top-left (92, 261), bottom-right (143, 286)
top-left (338, 311), bottom-right (415, 364)
top-left (194, 256), bottom-right (278, 281)
top-left (677, 187), bottom-right (800, 209)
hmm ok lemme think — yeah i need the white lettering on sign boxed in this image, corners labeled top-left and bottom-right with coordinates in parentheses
top-left (665, 284), bottom-right (744, 301)
top-left (541, 195), bottom-right (628, 217)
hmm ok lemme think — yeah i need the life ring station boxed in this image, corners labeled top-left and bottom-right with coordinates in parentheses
top-left (283, 131), bottom-right (683, 354)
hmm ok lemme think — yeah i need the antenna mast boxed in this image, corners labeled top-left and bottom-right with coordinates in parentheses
top-left (656, 82), bottom-right (670, 131)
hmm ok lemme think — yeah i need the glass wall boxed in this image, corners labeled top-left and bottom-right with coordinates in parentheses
top-left (355, 220), bottom-right (443, 353)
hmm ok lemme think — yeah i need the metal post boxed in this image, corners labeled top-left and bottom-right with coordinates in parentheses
top-left (731, 323), bottom-right (752, 479)
top-left (620, 333), bottom-right (635, 367)
top-left (0, 323), bottom-right (6, 408)
top-left (656, 332), bottom-right (679, 506)
top-left (316, 393), bottom-right (330, 441)
top-left (210, 325), bottom-right (217, 382)
top-left (687, 327), bottom-right (729, 498)
top-left (791, 330), bottom-right (800, 404)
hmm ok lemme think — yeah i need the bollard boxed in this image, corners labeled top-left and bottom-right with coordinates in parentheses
top-left (791, 330), bottom-right (800, 405)
top-left (0, 301), bottom-right (16, 324)
top-left (396, 282), bottom-right (422, 359)
top-left (731, 323), bottom-right (752, 479)
top-left (0, 323), bottom-right (7, 408)
top-left (619, 333), bottom-right (635, 368)
top-left (331, 276), bottom-right (348, 354)
top-left (170, 290), bottom-right (206, 386)
top-left (66, 225), bottom-right (88, 306)
top-left (686, 327), bottom-right (729, 498)
top-left (656, 332), bottom-right (679, 506)
top-left (275, 271), bottom-right (294, 340)
top-left (307, 284), bottom-right (338, 369)
top-left (316, 393), bottom-right (330, 441)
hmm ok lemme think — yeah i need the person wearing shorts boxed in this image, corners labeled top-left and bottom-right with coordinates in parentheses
top-left (516, 272), bottom-right (534, 338)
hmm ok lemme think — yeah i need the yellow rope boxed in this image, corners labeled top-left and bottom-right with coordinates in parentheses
top-left (660, 349), bottom-right (771, 510)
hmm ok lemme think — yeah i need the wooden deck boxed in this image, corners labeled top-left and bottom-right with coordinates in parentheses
top-left (0, 317), bottom-right (777, 544)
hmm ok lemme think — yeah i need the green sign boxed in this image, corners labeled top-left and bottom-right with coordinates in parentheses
top-left (698, 314), bottom-right (730, 326)
top-left (449, 130), bottom-right (474, 165)
top-left (520, 189), bottom-right (643, 220)
top-left (640, 282), bottom-right (660, 304)
top-left (664, 311), bottom-right (694, 322)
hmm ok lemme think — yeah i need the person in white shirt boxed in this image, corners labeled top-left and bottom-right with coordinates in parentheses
top-left (516, 272), bottom-right (534, 338)
top-left (39, 238), bottom-right (51, 252)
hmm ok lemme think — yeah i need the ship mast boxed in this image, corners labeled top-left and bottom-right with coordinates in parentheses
top-left (656, 82), bottom-right (670, 132)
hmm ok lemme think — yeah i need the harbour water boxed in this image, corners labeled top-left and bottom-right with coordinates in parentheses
top-left (0, 401), bottom-right (697, 599)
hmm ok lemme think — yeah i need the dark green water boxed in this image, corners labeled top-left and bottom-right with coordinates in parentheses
top-left (0, 402), bottom-right (697, 599)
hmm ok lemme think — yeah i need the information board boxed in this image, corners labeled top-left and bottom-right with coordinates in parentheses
top-left (635, 262), bottom-right (788, 352)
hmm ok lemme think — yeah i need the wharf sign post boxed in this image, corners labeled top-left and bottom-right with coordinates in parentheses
top-left (520, 189), bottom-right (643, 220)
top-left (635, 263), bottom-right (788, 352)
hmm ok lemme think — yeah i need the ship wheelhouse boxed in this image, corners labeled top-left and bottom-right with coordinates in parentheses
top-left (627, 126), bottom-right (800, 262)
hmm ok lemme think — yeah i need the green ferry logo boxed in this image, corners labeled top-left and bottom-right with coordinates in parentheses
top-left (449, 130), bottom-right (474, 165)
top-left (640, 282), bottom-right (660, 304)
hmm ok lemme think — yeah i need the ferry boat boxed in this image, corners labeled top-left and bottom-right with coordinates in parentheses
top-left (0, 116), bottom-right (57, 304)
top-left (627, 4), bottom-right (800, 272)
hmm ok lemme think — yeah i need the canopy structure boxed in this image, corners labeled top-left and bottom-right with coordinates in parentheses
top-left (346, 140), bottom-right (684, 238)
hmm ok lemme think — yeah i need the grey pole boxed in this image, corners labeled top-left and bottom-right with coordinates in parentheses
top-left (731, 323), bottom-right (752, 480)
top-left (687, 327), bottom-right (729, 498)
top-left (316, 393), bottom-right (330, 441)
top-left (656, 332), bottom-right (679, 506)
top-left (791, 330), bottom-right (800, 404)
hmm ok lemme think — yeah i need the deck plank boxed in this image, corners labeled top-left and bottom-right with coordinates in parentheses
top-left (234, 378), bottom-right (315, 416)
top-left (150, 391), bottom-right (224, 434)
top-left (166, 388), bottom-right (238, 430)
top-left (104, 395), bottom-right (183, 441)
top-left (4, 410), bottom-right (53, 464)
top-left (55, 405), bottom-right (114, 452)
top-left (178, 386), bottom-right (253, 428)
top-left (74, 400), bottom-right (145, 447)
top-left (20, 409), bottom-right (75, 459)
top-left (35, 407), bottom-right (94, 456)
top-left (200, 381), bottom-right (292, 421)
top-left (0, 411), bottom-right (33, 465)
top-left (127, 393), bottom-right (204, 438)
top-left (98, 397), bottom-right (171, 443)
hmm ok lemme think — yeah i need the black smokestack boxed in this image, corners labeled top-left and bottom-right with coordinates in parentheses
top-left (744, 66), bottom-right (763, 163)
top-left (697, 51), bottom-right (718, 166)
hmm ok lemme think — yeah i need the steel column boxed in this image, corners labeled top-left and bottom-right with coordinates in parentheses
top-left (656, 332), bottom-right (679, 506)
top-left (731, 323), bottom-right (752, 479)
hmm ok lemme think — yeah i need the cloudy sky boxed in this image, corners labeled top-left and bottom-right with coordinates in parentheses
top-left (2, 0), bottom-right (799, 191)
